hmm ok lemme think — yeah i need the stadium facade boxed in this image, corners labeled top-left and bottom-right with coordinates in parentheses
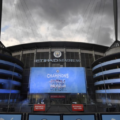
top-left (7, 41), bottom-right (108, 104)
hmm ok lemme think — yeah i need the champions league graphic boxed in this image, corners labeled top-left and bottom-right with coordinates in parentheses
top-left (49, 79), bottom-right (66, 91)
top-left (29, 67), bottom-right (86, 93)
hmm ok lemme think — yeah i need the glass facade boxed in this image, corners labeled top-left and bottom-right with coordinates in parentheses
top-left (35, 52), bottom-right (49, 67)
top-left (22, 53), bottom-right (34, 69)
top-left (81, 53), bottom-right (94, 69)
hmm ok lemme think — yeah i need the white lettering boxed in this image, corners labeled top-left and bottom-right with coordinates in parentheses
top-left (47, 74), bottom-right (69, 78)
top-left (35, 59), bottom-right (80, 63)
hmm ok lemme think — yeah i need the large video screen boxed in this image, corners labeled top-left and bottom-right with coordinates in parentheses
top-left (28, 115), bottom-right (60, 120)
top-left (63, 115), bottom-right (95, 120)
top-left (0, 114), bottom-right (22, 120)
top-left (29, 67), bottom-right (86, 93)
top-left (101, 114), bottom-right (120, 120)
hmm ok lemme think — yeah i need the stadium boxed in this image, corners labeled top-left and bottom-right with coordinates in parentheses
top-left (7, 41), bottom-right (108, 105)
top-left (1, 0), bottom-right (120, 118)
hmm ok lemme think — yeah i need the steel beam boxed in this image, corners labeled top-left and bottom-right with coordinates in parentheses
top-left (113, 0), bottom-right (118, 41)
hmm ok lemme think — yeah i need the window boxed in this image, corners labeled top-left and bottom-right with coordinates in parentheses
top-left (13, 55), bottom-right (20, 60)
top-left (81, 53), bottom-right (93, 69)
top-left (35, 52), bottom-right (49, 67)
top-left (66, 52), bottom-right (80, 67)
top-left (95, 55), bottom-right (103, 60)
top-left (22, 53), bottom-right (34, 69)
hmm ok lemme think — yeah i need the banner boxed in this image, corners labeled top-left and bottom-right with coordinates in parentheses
top-left (34, 104), bottom-right (45, 111)
top-left (72, 104), bottom-right (84, 111)
top-left (50, 95), bottom-right (65, 98)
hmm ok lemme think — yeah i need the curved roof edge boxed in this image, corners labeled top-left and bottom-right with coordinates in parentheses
top-left (0, 53), bottom-right (24, 67)
top-left (92, 52), bottom-right (120, 67)
top-left (7, 41), bottom-right (108, 53)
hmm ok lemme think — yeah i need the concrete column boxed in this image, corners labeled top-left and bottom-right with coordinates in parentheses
top-left (34, 48), bottom-right (37, 67)
top-left (49, 48), bottom-right (51, 67)
top-left (79, 49), bottom-right (82, 67)
top-left (64, 48), bottom-right (66, 67)
top-left (93, 50), bottom-right (95, 61)
top-left (20, 50), bottom-right (23, 61)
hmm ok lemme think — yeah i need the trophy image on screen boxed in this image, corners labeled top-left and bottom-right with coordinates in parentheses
top-left (50, 79), bottom-right (66, 91)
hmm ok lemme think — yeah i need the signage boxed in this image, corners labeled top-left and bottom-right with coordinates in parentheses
top-left (34, 104), bottom-right (45, 111)
top-left (53, 51), bottom-right (62, 58)
top-left (72, 104), bottom-right (84, 111)
top-left (50, 95), bottom-right (65, 98)
top-left (35, 59), bottom-right (80, 63)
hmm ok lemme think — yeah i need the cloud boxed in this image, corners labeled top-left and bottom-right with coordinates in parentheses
top-left (1, 25), bottom-right (10, 32)
top-left (1, 0), bottom-right (120, 47)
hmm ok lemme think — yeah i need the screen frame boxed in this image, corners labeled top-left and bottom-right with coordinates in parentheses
top-left (62, 113), bottom-right (97, 120)
top-left (27, 113), bottom-right (62, 120)
top-left (0, 113), bottom-right (24, 120)
top-left (29, 67), bottom-right (87, 94)
top-left (100, 113), bottom-right (120, 120)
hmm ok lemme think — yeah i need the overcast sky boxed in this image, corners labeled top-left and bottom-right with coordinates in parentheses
top-left (1, 0), bottom-right (120, 47)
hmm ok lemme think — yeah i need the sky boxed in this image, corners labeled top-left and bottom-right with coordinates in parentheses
top-left (1, 0), bottom-right (120, 47)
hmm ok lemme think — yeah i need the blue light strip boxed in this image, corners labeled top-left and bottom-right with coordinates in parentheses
top-left (93, 59), bottom-right (120, 71)
top-left (0, 79), bottom-right (21, 86)
top-left (93, 68), bottom-right (120, 78)
top-left (0, 69), bottom-right (22, 79)
top-left (96, 89), bottom-right (120, 93)
top-left (0, 60), bottom-right (23, 70)
top-left (0, 89), bottom-right (20, 93)
top-left (94, 78), bottom-right (120, 86)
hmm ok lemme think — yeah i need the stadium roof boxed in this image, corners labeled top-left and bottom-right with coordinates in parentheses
top-left (7, 41), bottom-right (108, 53)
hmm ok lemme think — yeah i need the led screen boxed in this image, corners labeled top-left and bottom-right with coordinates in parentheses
top-left (29, 67), bottom-right (86, 93)
top-left (102, 114), bottom-right (120, 120)
top-left (63, 115), bottom-right (95, 120)
top-left (28, 115), bottom-right (60, 120)
top-left (0, 114), bottom-right (22, 120)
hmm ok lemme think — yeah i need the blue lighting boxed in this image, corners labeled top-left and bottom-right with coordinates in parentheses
top-left (0, 60), bottom-right (23, 70)
top-left (0, 69), bottom-right (22, 79)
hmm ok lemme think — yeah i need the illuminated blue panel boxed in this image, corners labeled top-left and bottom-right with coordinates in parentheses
top-left (93, 59), bottom-right (120, 71)
top-left (0, 114), bottom-right (22, 120)
top-left (95, 78), bottom-right (120, 85)
top-left (0, 79), bottom-right (21, 86)
top-left (29, 67), bottom-right (86, 93)
top-left (29, 115), bottom-right (60, 120)
top-left (0, 60), bottom-right (23, 70)
top-left (12, 80), bottom-right (21, 86)
top-left (63, 115), bottom-right (95, 120)
top-left (0, 89), bottom-right (20, 93)
top-left (93, 68), bottom-right (120, 78)
top-left (96, 89), bottom-right (120, 93)
top-left (0, 69), bottom-right (22, 79)
top-left (102, 114), bottom-right (120, 120)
